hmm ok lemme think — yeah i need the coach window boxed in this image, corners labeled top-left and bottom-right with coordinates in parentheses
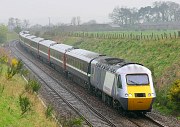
top-left (53, 50), bottom-right (55, 57)
top-left (59, 53), bottom-right (62, 60)
top-left (80, 62), bottom-right (82, 70)
top-left (68, 57), bottom-right (70, 64)
top-left (117, 75), bottom-right (122, 89)
top-left (58, 53), bottom-right (60, 59)
top-left (51, 49), bottom-right (54, 56)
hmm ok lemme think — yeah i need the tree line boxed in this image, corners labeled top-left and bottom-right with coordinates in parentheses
top-left (8, 17), bottom-right (29, 33)
top-left (109, 1), bottom-right (180, 25)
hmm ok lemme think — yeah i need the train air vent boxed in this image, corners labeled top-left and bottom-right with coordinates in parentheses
top-left (135, 93), bottom-right (146, 97)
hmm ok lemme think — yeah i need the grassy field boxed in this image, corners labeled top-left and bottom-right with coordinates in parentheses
top-left (60, 37), bottom-right (180, 82)
top-left (0, 64), bottom-right (57, 127)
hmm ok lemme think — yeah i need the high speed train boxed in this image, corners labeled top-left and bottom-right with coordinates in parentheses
top-left (19, 31), bottom-right (156, 114)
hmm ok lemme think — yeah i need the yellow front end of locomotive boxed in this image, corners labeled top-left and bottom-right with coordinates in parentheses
top-left (127, 85), bottom-right (153, 111)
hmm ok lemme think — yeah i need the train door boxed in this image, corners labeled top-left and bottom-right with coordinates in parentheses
top-left (63, 51), bottom-right (67, 70)
top-left (48, 46), bottom-right (51, 63)
top-left (102, 72), bottom-right (115, 96)
top-left (37, 42), bottom-right (39, 56)
top-left (93, 66), bottom-right (101, 88)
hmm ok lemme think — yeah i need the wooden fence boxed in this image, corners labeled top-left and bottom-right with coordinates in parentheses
top-left (58, 31), bottom-right (179, 41)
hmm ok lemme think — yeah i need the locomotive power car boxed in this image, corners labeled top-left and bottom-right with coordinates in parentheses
top-left (19, 31), bottom-right (156, 113)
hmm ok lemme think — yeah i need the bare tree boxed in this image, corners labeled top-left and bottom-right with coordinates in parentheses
top-left (109, 7), bottom-right (136, 25)
top-left (8, 17), bottom-right (15, 31)
top-left (109, 1), bottom-right (180, 25)
top-left (15, 18), bottom-right (21, 27)
top-left (71, 17), bottom-right (77, 26)
top-left (77, 16), bottom-right (81, 25)
top-left (22, 19), bottom-right (30, 30)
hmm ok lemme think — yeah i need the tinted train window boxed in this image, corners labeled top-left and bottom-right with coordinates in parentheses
top-left (126, 74), bottom-right (149, 85)
top-left (117, 75), bottom-right (122, 88)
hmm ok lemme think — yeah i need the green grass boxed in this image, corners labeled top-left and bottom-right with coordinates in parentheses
top-left (0, 64), bottom-right (57, 127)
top-left (62, 37), bottom-right (180, 82)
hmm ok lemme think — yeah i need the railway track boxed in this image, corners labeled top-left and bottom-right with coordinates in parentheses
top-left (145, 115), bottom-right (169, 127)
top-left (9, 40), bottom-right (119, 127)
top-left (126, 114), bottom-right (168, 127)
top-left (7, 40), bottom-right (168, 127)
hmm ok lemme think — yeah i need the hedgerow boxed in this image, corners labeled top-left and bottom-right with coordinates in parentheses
top-left (167, 80), bottom-right (180, 111)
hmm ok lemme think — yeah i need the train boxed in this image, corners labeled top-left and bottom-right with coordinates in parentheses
top-left (19, 31), bottom-right (156, 114)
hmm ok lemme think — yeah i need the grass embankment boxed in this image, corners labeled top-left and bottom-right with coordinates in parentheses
top-left (61, 37), bottom-right (180, 82)
top-left (53, 35), bottom-right (180, 117)
top-left (0, 64), bottom-right (57, 126)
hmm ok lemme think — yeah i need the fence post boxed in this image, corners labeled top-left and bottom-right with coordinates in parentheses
top-left (169, 33), bottom-right (172, 39)
top-left (178, 31), bottom-right (180, 37)
top-left (151, 33), bottom-right (154, 39)
top-left (161, 34), bottom-right (163, 40)
top-left (174, 32), bottom-right (176, 39)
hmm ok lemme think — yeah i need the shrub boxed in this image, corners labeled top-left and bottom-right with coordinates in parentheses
top-left (25, 79), bottom-right (41, 93)
top-left (6, 59), bottom-right (23, 79)
top-left (167, 79), bottom-right (180, 110)
top-left (61, 117), bottom-right (83, 127)
top-left (14, 59), bottom-right (23, 74)
top-left (11, 58), bottom-right (18, 67)
top-left (45, 105), bottom-right (53, 118)
top-left (6, 66), bottom-right (16, 79)
top-left (20, 69), bottom-right (29, 77)
top-left (19, 95), bottom-right (31, 115)
top-left (154, 80), bottom-right (180, 115)
top-left (0, 55), bottom-right (8, 64)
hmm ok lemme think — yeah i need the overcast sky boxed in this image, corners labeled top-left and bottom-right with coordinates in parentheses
top-left (1, 0), bottom-right (180, 25)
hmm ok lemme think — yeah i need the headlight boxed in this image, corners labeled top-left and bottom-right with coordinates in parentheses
top-left (125, 93), bottom-right (128, 97)
top-left (148, 93), bottom-right (151, 97)
top-left (125, 93), bottom-right (132, 97)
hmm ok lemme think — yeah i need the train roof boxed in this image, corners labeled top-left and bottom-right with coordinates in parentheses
top-left (19, 31), bottom-right (31, 38)
top-left (24, 34), bottom-right (31, 37)
top-left (31, 37), bottom-right (44, 43)
top-left (39, 40), bottom-right (57, 47)
top-left (94, 56), bottom-right (143, 73)
top-left (50, 44), bottom-right (73, 52)
top-left (117, 64), bottom-right (151, 74)
top-left (67, 49), bottom-right (100, 62)
top-left (26, 35), bottom-right (36, 40)
top-left (19, 31), bottom-right (29, 34)
top-left (19, 32), bottom-right (24, 36)
top-left (20, 33), bottom-right (30, 38)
